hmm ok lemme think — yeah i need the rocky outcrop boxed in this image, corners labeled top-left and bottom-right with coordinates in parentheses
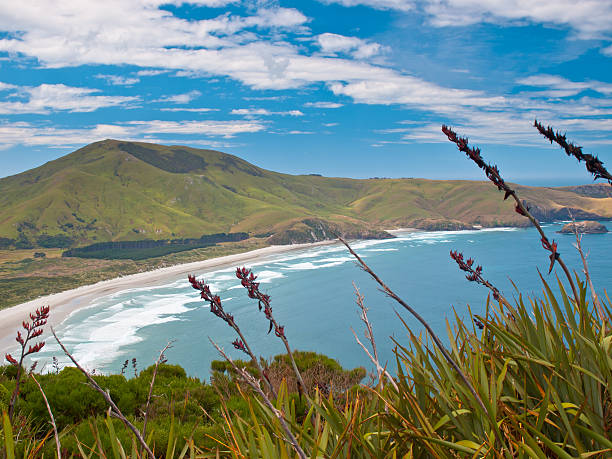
top-left (558, 221), bottom-right (608, 234)
top-left (267, 218), bottom-right (394, 245)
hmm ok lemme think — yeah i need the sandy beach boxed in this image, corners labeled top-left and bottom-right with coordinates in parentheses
top-left (0, 240), bottom-right (341, 354)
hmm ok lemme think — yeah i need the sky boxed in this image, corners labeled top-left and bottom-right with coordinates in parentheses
top-left (1, 1), bottom-right (612, 185)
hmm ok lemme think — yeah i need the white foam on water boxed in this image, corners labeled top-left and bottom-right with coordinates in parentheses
top-left (256, 270), bottom-right (285, 283)
top-left (317, 256), bottom-right (353, 263)
top-left (480, 227), bottom-right (519, 232)
top-left (281, 255), bottom-right (354, 271)
top-left (43, 293), bottom-right (196, 370)
top-left (266, 246), bottom-right (345, 264)
top-left (284, 261), bottom-right (316, 270)
top-left (366, 248), bottom-right (399, 252)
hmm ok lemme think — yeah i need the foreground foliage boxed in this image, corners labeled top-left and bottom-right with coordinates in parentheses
top-left (2, 122), bottom-right (612, 457)
top-left (2, 271), bottom-right (610, 457)
top-left (0, 351), bottom-right (364, 457)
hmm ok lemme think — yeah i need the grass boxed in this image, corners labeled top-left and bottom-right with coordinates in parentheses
top-left (1, 139), bottom-right (610, 247)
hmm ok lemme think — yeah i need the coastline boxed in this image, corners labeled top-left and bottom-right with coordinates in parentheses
top-left (0, 239), bottom-right (342, 354)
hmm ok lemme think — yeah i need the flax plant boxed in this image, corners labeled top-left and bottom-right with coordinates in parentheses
top-left (205, 123), bottom-right (612, 458)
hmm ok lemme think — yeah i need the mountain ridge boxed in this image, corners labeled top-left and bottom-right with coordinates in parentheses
top-left (2, 139), bottom-right (612, 248)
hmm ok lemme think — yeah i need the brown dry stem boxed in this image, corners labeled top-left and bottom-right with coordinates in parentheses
top-left (141, 341), bottom-right (173, 455)
top-left (351, 283), bottom-right (398, 390)
top-left (29, 373), bottom-right (61, 459)
top-left (209, 338), bottom-right (307, 459)
top-left (338, 237), bottom-right (494, 431)
top-left (52, 328), bottom-right (156, 459)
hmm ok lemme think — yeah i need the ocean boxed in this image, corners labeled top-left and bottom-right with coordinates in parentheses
top-left (35, 221), bottom-right (611, 379)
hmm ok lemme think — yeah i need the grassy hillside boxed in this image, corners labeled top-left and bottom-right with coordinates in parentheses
top-left (1, 139), bottom-right (611, 248)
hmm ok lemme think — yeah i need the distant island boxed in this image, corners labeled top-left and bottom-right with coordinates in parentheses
top-left (558, 221), bottom-right (609, 234)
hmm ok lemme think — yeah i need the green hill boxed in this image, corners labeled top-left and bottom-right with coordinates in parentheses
top-left (1, 139), bottom-right (611, 248)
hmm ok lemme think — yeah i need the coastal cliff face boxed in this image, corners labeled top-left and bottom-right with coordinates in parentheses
top-left (2, 140), bottom-right (612, 249)
top-left (558, 221), bottom-right (609, 234)
top-left (267, 218), bottom-right (394, 245)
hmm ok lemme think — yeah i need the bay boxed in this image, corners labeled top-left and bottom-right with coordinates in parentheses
top-left (36, 221), bottom-right (611, 379)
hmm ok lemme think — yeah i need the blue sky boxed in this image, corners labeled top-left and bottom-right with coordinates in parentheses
top-left (1, 1), bottom-right (612, 185)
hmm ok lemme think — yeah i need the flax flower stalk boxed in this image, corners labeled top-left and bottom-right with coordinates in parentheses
top-left (534, 120), bottom-right (612, 185)
top-left (338, 237), bottom-right (496, 433)
top-left (442, 125), bottom-right (580, 305)
top-left (188, 274), bottom-right (277, 397)
top-left (235, 267), bottom-right (307, 398)
top-left (5, 305), bottom-right (49, 421)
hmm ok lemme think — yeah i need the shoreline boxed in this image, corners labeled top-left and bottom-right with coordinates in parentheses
top-left (0, 239), bottom-right (344, 354)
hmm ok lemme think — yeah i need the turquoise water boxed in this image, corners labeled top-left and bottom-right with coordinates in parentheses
top-left (37, 222), bottom-right (611, 379)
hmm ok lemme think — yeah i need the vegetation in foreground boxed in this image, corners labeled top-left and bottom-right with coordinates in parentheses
top-left (0, 352), bottom-right (365, 457)
top-left (2, 121), bottom-right (612, 458)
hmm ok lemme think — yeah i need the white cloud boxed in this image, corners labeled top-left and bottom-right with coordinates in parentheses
top-left (517, 75), bottom-right (612, 97)
top-left (154, 90), bottom-right (202, 104)
top-left (322, 0), bottom-right (612, 39)
top-left (0, 117), bottom-right (265, 149)
top-left (136, 69), bottom-right (169, 76)
top-left (423, 0), bottom-right (612, 39)
top-left (162, 0), bottom-right (237, 6)
top-left (126, 119), bottom-right (264, 137)
top-left (95, 74), bottom-right (140, 86)
top-left (159, 107), bottom-right (219, 112)
top-left (304, 101), bottom-right (343, 108)
top-left (316, 33), bottom-right (383, 59)
top-left (0, 1), bottom-right (610, 150)
top-left (231, 108), bottom-right (303, 116)
top-left (319, 0), bottom-right (413, 12)
top-left (0, 83), bottom-right (136, 114)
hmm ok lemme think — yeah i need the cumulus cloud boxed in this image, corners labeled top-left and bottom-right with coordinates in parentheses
top-left (0, 1), bottom-right (610, 150)
top-left (316, 33), bottom-right (384, 59)
top-left (0, 82), bottom-right (136, 114)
